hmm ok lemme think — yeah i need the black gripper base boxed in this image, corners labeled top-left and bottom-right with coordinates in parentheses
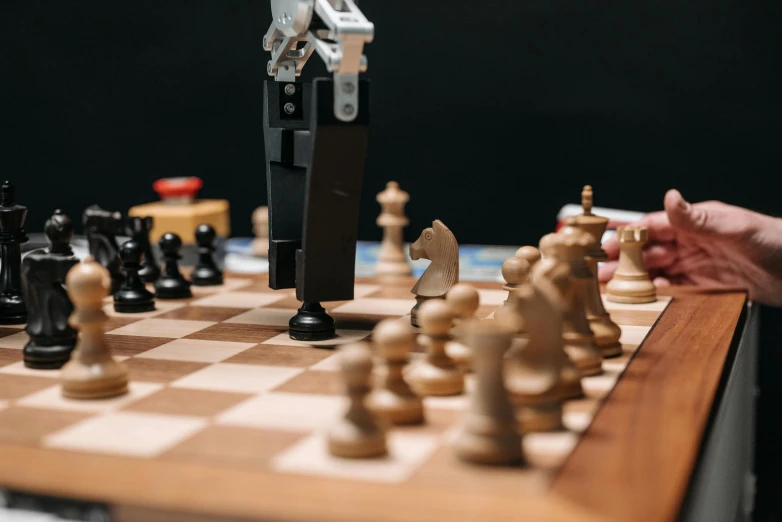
top-left (288, 301), bottom-right (336, 342)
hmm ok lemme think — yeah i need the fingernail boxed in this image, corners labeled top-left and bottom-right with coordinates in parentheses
top-left (678, 198), bottom-right (690, 211)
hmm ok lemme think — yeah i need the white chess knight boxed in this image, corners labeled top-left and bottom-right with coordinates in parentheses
top-left (375, 182), bottom-right (412, 276)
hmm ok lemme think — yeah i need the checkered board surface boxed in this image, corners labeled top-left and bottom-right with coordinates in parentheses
top-left (0, 273), bottom-right (671, 508)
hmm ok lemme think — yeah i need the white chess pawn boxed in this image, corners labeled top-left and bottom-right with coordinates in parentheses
top-left (444, 283), bottom-right (480, 372)
top-left (494, 256), bottom-right (530, 334)
top-left (251, 206), bottom-right (269, 258)
top-left (368, 319), bottom-right (424, 425)
top-left (328, 342), bottom-right (387, 458)
top-left (375, 182), bottom-right (412, 276)
top-left (406, 299), bottom-right (464, 396)
top-left (61, 256), bottom-right (128, 399)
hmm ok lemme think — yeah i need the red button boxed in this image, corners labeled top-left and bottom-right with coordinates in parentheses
top-left (153, 177), bottom-right (203, 200)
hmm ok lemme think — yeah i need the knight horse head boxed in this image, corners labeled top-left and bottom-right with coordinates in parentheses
top-left (410, 220), bottom-right (459, 297)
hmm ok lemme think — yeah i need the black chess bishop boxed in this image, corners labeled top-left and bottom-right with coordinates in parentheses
top-left (83, 205), bottom-right (124, 293)
top-left (190, 224), bottom-right (223, 286)
top-left (22, 209), bottom-right (79, 368)
top-left (127, 216), bottom-right (160, 283)
top-left (0, 182), bottom-right (29, 324)
top-left (154, 232), bottom-right (192, 299)
top-left (114, 239), bottom-right (156, 313)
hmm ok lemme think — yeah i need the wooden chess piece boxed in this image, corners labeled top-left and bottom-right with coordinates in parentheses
top-left (368, 319), bottom-right (424, 425)
top-left (502, 280), bottom-right (565, 433)
top-left (554, 230), bottom-right (603, 377)
top-left (126, 216), bottom-right (160, 283)
top-left (83, 205), bottom-right (124, 294)
top-left (453, 320), bottom-right (523, 466)
top-left (190, 224), bottom-right (223, 286)
top-left (114, 239), bottom-right (156, 313)
top-left (515, 245), bottom-right (541, 270)
top-left (444, 283), bottom-right (480, 372)
top-left (606, 226), bottom-right (657, 303)
top-left (529, 243), bottom-right (584, 400)
top-left (0, 182), bottom-right (28, 324)
top-left (22, 210), bottom-right (79, 369)
top-left (494, 256), bottom-right (531, 332)
top-left (154, 232), bottom-right (192, 299)
top-left (409, 220), bottom-right (459, 327)
top-left (251, 206), bottom-right (269, 258)
top-left (61, 256), bottom-right (128, 399)
top-left (328, 342), bottom-right (388, 458)
top-left (375, 181), bottom-right (413, 277)
top-left (568, 187), bottom-right (622, 358)
top-left (406, 299), bottom-right (464, 396)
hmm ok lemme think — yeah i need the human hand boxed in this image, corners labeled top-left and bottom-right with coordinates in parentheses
top-left (598, 189), bottom-right (782, 306)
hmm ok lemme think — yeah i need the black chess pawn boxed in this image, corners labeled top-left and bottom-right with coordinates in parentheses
top-left (127, 216), bottom-right (160, 283)
top-left (154, 232), bottom-right (192, 299)
top-left (114, 239), bottom-right (156, 313)
top-left (22, 209), bottom-right (78, 369)
top-left (190, 224), bottom-right (223, 286)
top-left (0, 182), bottom-right (29, 324)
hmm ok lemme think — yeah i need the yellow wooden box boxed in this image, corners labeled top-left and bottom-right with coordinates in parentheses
top-left (128, 199), bottom-right (230, 244)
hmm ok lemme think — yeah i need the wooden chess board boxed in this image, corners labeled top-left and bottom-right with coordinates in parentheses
top-left (0, 273), bottom-right (747, 522)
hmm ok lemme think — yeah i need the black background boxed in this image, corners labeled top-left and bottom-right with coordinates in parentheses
top-left (2, 0), bottom-right (782, 518)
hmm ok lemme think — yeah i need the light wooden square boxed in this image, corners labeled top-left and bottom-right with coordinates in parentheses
top-left (170, 363), bottom-right (303, 394)
top-left (272, 431), bottom-right (440, 483)
top-left (330, 298), bottom-right (414, 316)
top-left (102, 300), bottom-right (186, 319)
top-left (134, 339), bottom-right (256, 363)
top-left (0, 332), bottom-right (29, 350)
top-left (107, 318), bottom-right (216, 338)
top-left (224, 308), bottom-right (296, 327)
top-left (477, 288), bottom-right (508, 306)
top-left (0, 361), bottom-right (60, 378)
top-left (619, 325), bottom-right (653, 346)
top-left (189, 292), bottom-right (286, 309)
top-left (17, 382), bottom-right (162, 413)
top-left (43, 411), bottom-right (207, 458)
top-left (217, 392), bottom-right (345, 432)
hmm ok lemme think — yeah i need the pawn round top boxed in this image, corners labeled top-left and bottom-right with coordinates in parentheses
top-left (339, 342), bottom-right (374, 387)
top-left (445, 283), bottom-right (479, 319)
top-left (417, 299), bottom-right (453, 336)
top-left (44, 209), bottom-right (73, 246)
top-left (159, 232), bottom-right (183, 254)
top-left (376, 181), bottom-right (409, 204)
top-left (502, 256), bottom-right (530, 286)
top-left (119, 239), bottom-right (143, 265)
top-left (538, 233), bottom-right (559, 257)
top-left (515, 245), bottom-right (541, 267)
top-left (252, 206), bottom-right (268, 225)
top-left (65, 256), bottom-right (111, 307)
top-left (195, 224), bottom-right (216, 247)
top-left (373, 319), bottom-right (416, 360)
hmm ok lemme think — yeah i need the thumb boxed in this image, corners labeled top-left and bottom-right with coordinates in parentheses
top-left (664, 189), bottom-right (722, 237)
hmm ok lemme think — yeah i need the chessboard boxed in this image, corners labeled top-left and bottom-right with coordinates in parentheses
top-left (0, 272), bottom-right (747, 522)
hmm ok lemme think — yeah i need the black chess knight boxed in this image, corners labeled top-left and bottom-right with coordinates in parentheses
top-left (22, 210), bottom-right (79, 368)
top-left (0, 182), bottom-right (29, 324)
top-left (83, 205), bottom-right (125, 293)
top-left (263, 1), bottom-right (373, 341)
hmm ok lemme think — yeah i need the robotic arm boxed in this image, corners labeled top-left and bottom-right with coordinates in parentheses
top-left (263, 0), bottom-right (374, 122)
